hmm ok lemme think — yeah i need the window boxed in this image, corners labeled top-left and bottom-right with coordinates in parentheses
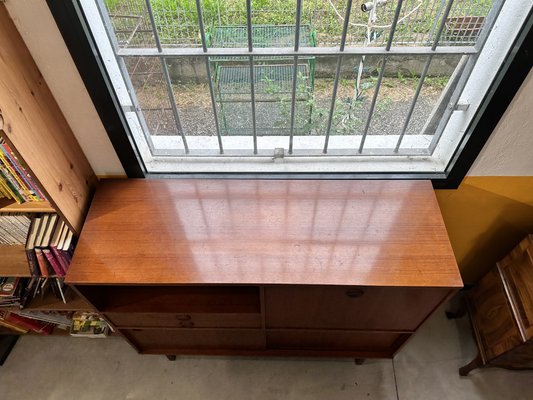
top-left (68, 0), bottom-right (531, 175)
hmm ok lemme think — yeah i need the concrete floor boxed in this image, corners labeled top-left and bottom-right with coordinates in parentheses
top-left (1, 303), bottom-right (532, 400)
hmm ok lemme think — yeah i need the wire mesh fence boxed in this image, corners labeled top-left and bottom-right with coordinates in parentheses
top-left (104, 0), bottom-right (495, 48)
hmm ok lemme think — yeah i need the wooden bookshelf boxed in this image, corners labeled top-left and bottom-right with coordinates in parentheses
top-left (0, 198), bottom-right (54, 213)
top-left (0, 245), bottom-right (30, 277)
top-left (0, 5), bottom-right (98, 339)
top-left (23, 291), bottom-right (93, 312)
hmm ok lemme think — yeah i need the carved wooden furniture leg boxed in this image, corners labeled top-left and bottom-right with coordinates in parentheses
top-left (459, 353), bottom-right (483, 376)
top-left (166, 355), bottom-right (176, 361)
top-left (354, 358), bottom-right (365, 365)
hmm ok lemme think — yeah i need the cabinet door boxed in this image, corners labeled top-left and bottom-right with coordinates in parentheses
top-left (267, 330), bottom-right (408, 356)
top-left (265, 286), bottom-right (451, 331)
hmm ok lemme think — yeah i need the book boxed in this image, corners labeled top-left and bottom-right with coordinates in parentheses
top-left (14, 310), bottom-right (72, 329)
top-left (1, 311), bottom-right (53, 334)
top-left (25, 216), bottom-right (42, 276)
top-left (70, 312), bottom-right (109, 337)
top-left (0, 142), bottom-right (45, 201)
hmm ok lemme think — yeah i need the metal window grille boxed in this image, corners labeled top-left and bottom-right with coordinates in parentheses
top-left (96, 0), bottom-right (504, 159)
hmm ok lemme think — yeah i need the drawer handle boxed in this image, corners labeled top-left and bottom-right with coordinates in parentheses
top-left (176, 314), bottom-right (191, 321)
top-left (346, 288), bottom-right (365, 298)
top-left (179, 321), bottom-right (194, 328)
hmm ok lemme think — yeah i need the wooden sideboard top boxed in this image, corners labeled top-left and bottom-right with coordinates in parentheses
top-left (66, 179), bottom-right (462, 287)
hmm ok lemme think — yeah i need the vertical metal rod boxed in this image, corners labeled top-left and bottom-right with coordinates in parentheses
top-left (246, 0), bottom-right (257, 154)
top-left (432, 0), bottom-right (455, 50)
top-left (195, 0), bottom-right (224, 154)
top-left (358, 0), bottom-right (403, 153)
top-left (289, 0), bottom-right (303, 154)
top-left (323, 0), bottom-right (353, 154)
top-left (394, 55), bottom-right (433, 152)
top-left (145, 0), bottom-right (189, 153)
top-left (161, 59), bottom-right (190, 153)
top-left (386, 0), bottom-right (404, 51)
top-left (144, 0), bottom-right (162, 51)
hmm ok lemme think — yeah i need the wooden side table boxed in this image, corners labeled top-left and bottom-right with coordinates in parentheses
top-left (460, 235), bottom-right (533, 376)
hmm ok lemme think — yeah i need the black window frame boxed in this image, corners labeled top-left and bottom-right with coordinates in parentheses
top-left (47, 0), bottom-right (532, 188)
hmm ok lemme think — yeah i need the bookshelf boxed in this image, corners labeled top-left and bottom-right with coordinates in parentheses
top-left (0, 4), bottom-right (97, 336)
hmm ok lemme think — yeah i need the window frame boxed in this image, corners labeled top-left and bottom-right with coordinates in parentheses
top-left (46, 0), bottom-right (532, 188)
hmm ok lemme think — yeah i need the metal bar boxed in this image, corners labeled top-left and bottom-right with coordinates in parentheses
top-left (432, 0), bottom-right (455, 50)
top-left (144, 0), bottom-right (189, 152)
top-left (144, 0), bottom-right (162, 51)
top-left (195, 0), bottom-right (223, 154)
top-left (323, 0), bottom-right (353, 154)
top-left (386, 0), bottom-right (404, 50)
top-left (246, 0), bottom-right (257, 154)
top-left (117, 46), bottom-right (478, 58)
top-left (161, 58), bottom-right (189, 153)
top-left (289, 0), bottom-right (303, 154)
top-left (429, 0), bottom-right (506, 154)
top-left (394, 55), bottom-right (433, 152)
top-left (358, 0), bottom-right (403, 153)
top-left (357, 55), bottom-right (387, 153)
top-left (151, 146), bottom-right (431, 158)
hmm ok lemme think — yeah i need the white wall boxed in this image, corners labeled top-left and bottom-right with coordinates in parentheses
top-left (468, 69), bottom-right (533, 176)
top-left (5, 0), bottom-right (125, 177)
top-left (5, 0), bottom-right (531, 177)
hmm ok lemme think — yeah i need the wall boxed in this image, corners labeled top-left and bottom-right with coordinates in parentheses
top-left (5, 0), bottom-right (125, 177)
top-left (435, 70), bottom-right (533, 283)
top-left (5, 1), bottom-right (533, 283)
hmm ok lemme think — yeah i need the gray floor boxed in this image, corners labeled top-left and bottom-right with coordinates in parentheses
top-left (1, 303), bottom-right (532, 400)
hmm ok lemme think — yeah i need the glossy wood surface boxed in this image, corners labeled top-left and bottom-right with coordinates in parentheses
top-left (67, 179), bottom-right (462, 287)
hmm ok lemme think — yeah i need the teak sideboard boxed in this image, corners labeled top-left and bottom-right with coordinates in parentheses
top-left (66, 179), bottom-right (463, 358)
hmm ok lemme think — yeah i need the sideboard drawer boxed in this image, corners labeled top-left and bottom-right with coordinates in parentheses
top-left (267, 330), bottom-right (408, 354)
top-left (124, 329), bottom-right (265, 352)
top-left (106, 312), bottom-right (261, 329)
top-left (265, 286), bottom-right (451, 331)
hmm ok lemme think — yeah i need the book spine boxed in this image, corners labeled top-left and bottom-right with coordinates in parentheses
top-left (0, 155), bottom-right (28, 202)
top-left (1, 143), bottom-right (45, 201)
top-left (50, 246), bottom-right (69, 275)
top-left (34, 249), bottom-right (50, 277)
top-left (0, 148), bottom-right (36, 201)
top-left (43, 249), bottom-right (64, 276)
top-left (25, 249), bottom-right (40, 276)
top-left (0, 168), bottom-right (23, 203)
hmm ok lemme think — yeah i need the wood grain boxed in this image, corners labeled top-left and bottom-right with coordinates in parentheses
top-left (0, 245), bottom-right (30, 277)
top-left (0, 5), bottom-right (96, 234)
top-left (67, 179), bottom-right (462, 287)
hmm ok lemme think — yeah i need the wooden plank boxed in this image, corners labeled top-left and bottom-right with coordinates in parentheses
top-left (0, 5), bottom-right (96, 234)
top-left (0, 245), bottom-right (30, 277)
top-left (67, 179), bottom-right (463, 287)
top-left (0, 198), bottom-right (54, 213)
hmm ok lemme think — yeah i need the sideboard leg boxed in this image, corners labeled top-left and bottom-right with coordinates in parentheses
top-left (459, 354), bottom-right (483, 376)
top-left (354, 358), bottom-right (365, 365)
top-left (166, 355), bottom-right (176, 361)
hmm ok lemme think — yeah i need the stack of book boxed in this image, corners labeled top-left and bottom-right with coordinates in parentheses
top-left (0, 213), bottom-right (32, 245)
top-left (0, 277), bottom-right (25, 307)
top-left (25, 214), bottom-right (76, 304)
top-left (0, 309), bottom-right (54, 334)
top-left (70, 312), bottom-right (109, 338)
top-left (0, 139), bottom-right (46, 204)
